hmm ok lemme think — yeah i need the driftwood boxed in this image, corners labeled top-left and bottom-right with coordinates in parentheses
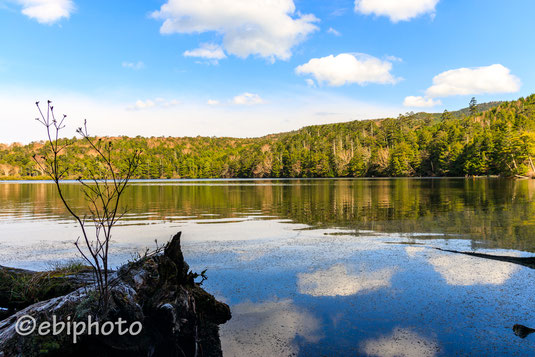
top-left (0, 232), bottom-right (231, 356)
top-left (434, 247), bottom-right (535, 269)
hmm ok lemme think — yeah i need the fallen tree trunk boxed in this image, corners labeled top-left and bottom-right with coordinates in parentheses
top-left (0, 232), bottom-right (231, 356)
top-left (0, 265), bottom-right (94, 312)
top-left (435, 247), bottom-right (535, 269)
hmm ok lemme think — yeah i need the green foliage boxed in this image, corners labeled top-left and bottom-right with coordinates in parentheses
top-left (2, 95), bottom-right (535, 179)
top-left (469, 97), bottom-right (478, 115)
top-left (190, 268), bottom-right (208, 286)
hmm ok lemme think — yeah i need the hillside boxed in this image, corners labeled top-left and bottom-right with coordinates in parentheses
top-left (1, 96), bottom-right (534, 179)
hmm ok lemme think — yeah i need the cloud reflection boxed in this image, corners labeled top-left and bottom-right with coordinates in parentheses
top-left (405, 246), bottom-right (426, 258)
top-left (405, 246), bottom-right (520, 286)
top-left (297, 264), bottom-right (394, 297)
top-left (220, 299), bottom-right (321, 357)
top-left (428, 254), bottom-right (519, 286)
top-left (361, 327), bottom-right (439, 357)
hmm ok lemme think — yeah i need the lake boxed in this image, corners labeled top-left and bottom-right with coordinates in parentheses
top-left (1, 178), bottom-right (534, 355)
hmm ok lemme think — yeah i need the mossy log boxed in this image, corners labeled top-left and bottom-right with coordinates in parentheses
top-left (0, 265), bottom-right (94, 312)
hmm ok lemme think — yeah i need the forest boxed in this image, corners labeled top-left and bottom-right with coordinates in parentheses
top-left (1, 95), bottom-right (535, 179)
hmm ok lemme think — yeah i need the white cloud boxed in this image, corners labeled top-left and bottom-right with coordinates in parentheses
top-left (428, 253), bottom-right (519, 286)
top-left (331, 8), bottom-right (347, 17)
top-left (151, 0), bottom-right (319, 61)
top-left (403, 96), bottom-right (441, 107)
top-left (354, 0), bottom-right (439, 22)
top-left (232, 92), bottom-right (264, 105)
top-left (327, 27), bottom-right (341, 36)
top-left (361, 327), bottom-right (439, 357)
top-left (131, 99), bottom-right (155, 110)
top-left (183, 43), bottom-right (227, 63)
top-left (385, 55), bottom-right (403, 62)
top-left (220, 300), bottom-right (321, 357)
top-left (122, 61), bottom-right (145, 70)
top-left (0, 87), bottom-right (404, 144)
top-left (305, 78), bottom-right (316, 88)
top-left (425, 64), bottom-right (521, 98)
top-left (207, 99), bottom-right (220, 106)
top-left (296, 53), bottom-right (399, 87)
top-left (297, 264), bottom-right (395, 297)
top-left (127, 98), bottom-right (179, 110)
top-left (405, 246), bottom-right (426, 258)
top-left (16, 0), bottom-right (74, 24)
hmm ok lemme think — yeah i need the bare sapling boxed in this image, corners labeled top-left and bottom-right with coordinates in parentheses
top-left (32, 100), bottom-right (141, 308)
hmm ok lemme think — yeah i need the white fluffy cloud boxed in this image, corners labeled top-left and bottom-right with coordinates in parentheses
top-left (425, 64), bottom-right (521, 98)
top-left (122, 61), bottom-right (145, 70)
top-left (128, 98), bottom-right (180, 110)
top-left (151, 0), bottom-right (318, 61)
top-left (16, 0), bottom-right (74, 24)
top-left (183, 43), bottom-right (227, 61)
top-left (354, 0), bottom-right (439, 22)
top-left (327, 27), bottom-right (341, 36)
top-left (297, 264), bottom-right (394, 297)
top-left (232, 93), bottom-right (264, 105)
top-left (220, 300), bottom-right (320, 357)
top-left (296, 53), bottom-right (399, 87)
top-left (405, 246), bottom-right (426, 258)
top-left (130, 99), bottom-right (155, 110)
top-left (361, 327), bottom-right (439, 357)
top-left (207, 99), bottom-right (220, 106)
top-left (428, 254), bottom-right (519, 286)
top-left (403, 96), bottom-right (441, 107)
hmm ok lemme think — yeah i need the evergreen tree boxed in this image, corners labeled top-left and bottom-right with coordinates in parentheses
top-left (2, 94), bottom-right (535, 179)
top-left (469, 97), bottom-right (478, 115)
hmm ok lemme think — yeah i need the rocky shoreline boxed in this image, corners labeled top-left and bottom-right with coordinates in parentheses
top-left (0, 232), bottom-right (231, 356)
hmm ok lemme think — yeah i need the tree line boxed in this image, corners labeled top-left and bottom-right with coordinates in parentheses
top-left (1, 95), bottom-right (535, 179)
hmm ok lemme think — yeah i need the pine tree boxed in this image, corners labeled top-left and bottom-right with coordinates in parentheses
top-left (469, 97), bottom-right (478, 115)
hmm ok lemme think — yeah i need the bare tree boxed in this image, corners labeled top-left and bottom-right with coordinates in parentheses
top-left (33, 100), bottom-right (141, 307)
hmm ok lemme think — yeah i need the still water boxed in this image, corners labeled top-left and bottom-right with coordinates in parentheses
top-left (1, 178), bottom-right (535, 355)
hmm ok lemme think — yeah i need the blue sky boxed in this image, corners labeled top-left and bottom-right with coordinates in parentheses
top-left (1, 0), bottom-right (534, 143)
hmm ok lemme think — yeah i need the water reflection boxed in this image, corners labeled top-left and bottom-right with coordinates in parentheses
top-left (2, 178), bottom-right (535, 251)
top-left (1, 180), bottom-right (535, 355)
top-left (297, 264), bottom-right (395, 297)
top-left (428, 253), bottom-right (519, 286)
top-left (405, 246), bottom-right (427, 257)
top-left (405, 246), bottom-right (520, 286)
top-left (361, 327), bottom-right (439, 357)
top-left (220, 299), bottom-right (321, 357)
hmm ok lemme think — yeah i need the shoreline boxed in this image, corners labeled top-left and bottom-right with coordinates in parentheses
top-left (0, 175), bottom-right (520, 182)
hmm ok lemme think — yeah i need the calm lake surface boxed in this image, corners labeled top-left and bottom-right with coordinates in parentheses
top-left (1, 178), bottom-right (535, 355)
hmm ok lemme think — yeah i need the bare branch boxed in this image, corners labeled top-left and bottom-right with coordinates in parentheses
top-left (34, 101), bottom-right (141, 309)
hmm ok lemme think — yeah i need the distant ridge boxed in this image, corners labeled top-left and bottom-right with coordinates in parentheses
top-left (1, 96), bottom-right (533, 179)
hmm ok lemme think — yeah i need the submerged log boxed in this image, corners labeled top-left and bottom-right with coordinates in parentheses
top-left (513, 324), bottom-right (535, 339)
top-left (0, 232), bottom-right (231, 356)
top-left (434, 247), bottom-right (535, 269)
